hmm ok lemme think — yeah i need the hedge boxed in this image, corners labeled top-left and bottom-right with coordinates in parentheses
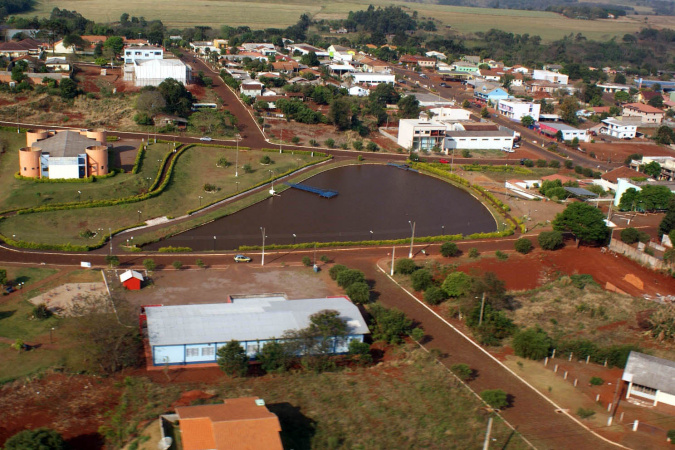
top-left (131, 143), bottom-right (145, 174)
top-left (14, 169), bottom-right (121, 183)
top-left (261, 148), bottom-right (328, 157)
top-left (158, 246), bottom-right (193, 252)
top-left (411, 163), bottom-right (470, 187)
top-left (461, 164), bottom-right (532, 175)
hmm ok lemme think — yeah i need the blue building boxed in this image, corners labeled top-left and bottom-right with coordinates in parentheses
top-left (474, 86), bottom-right (511, 104)
top-left (146, 295), bottom-right (370, 366)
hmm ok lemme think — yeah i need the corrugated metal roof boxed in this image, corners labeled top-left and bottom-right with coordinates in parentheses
top-left (146, 296), bottom-right (370, 346)
top-left (563, 187), bottom-right (598, 198)
top-left (623, 351), bottom-right (675, 393)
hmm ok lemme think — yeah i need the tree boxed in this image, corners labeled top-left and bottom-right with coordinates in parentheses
top-left (59, 78), bottom-right (78, 99)
top-left (0, 268), bottom-right (7, 285)
top-left (559, 96), bottom-right (580, 125)
top-left (442, 271), bottom-right (472, 298)
top-left (462, 99), bottom-right (470, 108)
top-left (136, 88), bottom-right (167, 115)
top-left (368, 303), bottom-right (413, 344)
top-left (348, 339), bottom-right (372, 365)
top-left (346, 281), bottom-right (370, 304)
top-left (553, 202), bottom-right (609, 244)
top-left (172, 261), bottom-right (183, 270)
top-left (648, 95), bottom-right (664, 108)
top-left (659, 198), bottom-right (675, 236)
top-left (62, 33), bottom-right (86, 53)
top-left (398, 95), bottom-right (420, 119)
top-left (134, 112), bottom-right (153, 125)
top-left (514, 238), bottom-right (533, 254)
top-left (480, 107), bottom-right (490, 118)
top-left (11, 63), bottom-right (26, 83)
top-left (328, 97), bottom-right (352, 130)
top-left (440, 242), bottom-right (459, 257)
top-left (644, 161), bottom-right (662, 178)
top-left (369, 83), bottom-right (400, 106)
top-left (4, 429), bottom-right (67, 450)
top-left (300, 51), bottom-right (319, 66)
top-left (257, 340), bottom-right (293, 373)
top-left (521, 115), bottom-right (534, 127)
top-left (103, 36), bottom-right (124, 57)
top-left (451, 363), bottom-right (472, 381)
top-left (196, 259), bottom-right (205, 269)
top-left (217, 340), bottom-right (249, 376)
top-left (538, 231), bottom-right (564, 250)
top-left (336, 269), bottom-right (365, 288)
top-left (329, 264), bottom-right (348, 280)
top-left (105, 255), bottom-right (120, 267)
top-left (614, 91), bottom-right (630, 103)
top-left (394, 258), bottom-right (417, 274)
top-left (614, 73), bottom-right (626, 84)
top-left (481, 389), bottom-right (508, 410)
top-left (158, 78), bottom-right (194, 117)
top-left (282, 310), bottom-right (348, 371)
top-left (411, 269), bottom-right (433, 291)
top-left (513, 327), bottom-right (552, 360)
top-left (424, 286), bottom-right (447, 305)
top-left (143, 259), bottom-right (156, 271)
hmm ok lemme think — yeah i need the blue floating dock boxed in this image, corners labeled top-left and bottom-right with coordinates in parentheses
top-left (285, 182), bottom-right (338, 198)
top-left (387, 162), bottom-right (418, 172)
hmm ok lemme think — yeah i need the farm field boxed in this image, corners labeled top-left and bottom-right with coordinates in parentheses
top-left (21, 0), bottom-right (674, 41)
top-left (0, 145), bottom-right (324, 247)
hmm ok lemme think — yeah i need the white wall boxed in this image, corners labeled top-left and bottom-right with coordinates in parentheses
top-left (444, 135), bottom-right (514, 151)
top-left (48, 161), bottom-right (80, 179)
top-left (656, 390), bottom-right (675, 407)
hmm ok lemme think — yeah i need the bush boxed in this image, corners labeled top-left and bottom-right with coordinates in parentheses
top-left (440, 242), bottom-right (460, 257)
top-left (336, 269), bottom-right (365, 288)
top-left (548, 160), bottom-right (560, 168)
top-left (143, 259), bottom-right (156, 271)
top-left (523, 159), bottom-right (534, 167)
top-left (442, 271), bottom-right (472, 297)
top-left (4, 429), bottom-right (67, 450)
top-left (302, 256), bottom-right (312, 266)
top-left (577, 408), bottom-right (595, 419)
top-left (395, 258), bottom-right (417, 275)
top-left (32, 303), bottom-right (52, 320)
top-left (217, 340), bottom-right (249, 377)
top-left (172, 261), bottom-right (183, 270)
top-left (243, 163), bottom-right (253, 173)
top-left (480, 389), bottom-right (508, 410)
top-left (461, 149), bottom-right (471, 158)
top-left (424, 286), bottom-right (447, 305)
top-left (513, 327), bottom-right (552, 360)
top-left (291, 136), bottom-right (300, 144)
top-left (469, 248), bottom-right (479, 258)
top-left (538, 230), bottom-right (563, 250)
top-left (536, 159), bottom-right (547, 168)
top-left (353, 140), bottom-right (363, 150)
top-left (324, 138), bottom-right (335, 148)
top-left (348, 340), bottom-right (372, 365)
top-left (410, 327), bottom-right (425, 342)
top-left (495, 250), bottom-right (509, 260)
top-left (411, 269), bottom-right (433, 291)
top-left (368, 303), bottom-right (413, 344)
top-left (260, 155), bottom-right (272, 164)
top-left (346, 281), bottom-right (370, 304)
top-left (257, 340), bottom-right (293, 373)
top-left (451, 363), bottom-right (473, 381)
top-left (564, 160), bottom-right (574, 169)
top-left (366, 141), bottom-right (378, 152)
top-left (621, 227), bottom-right (650, 244)
top-left (590, 376), bottom-right (604, 386)
top-left (329, 264), bottom-right (348, 280)
top-left (667, 429), bottom-right (675, 443)
top-left (514, 238), bottom-right (533, 254)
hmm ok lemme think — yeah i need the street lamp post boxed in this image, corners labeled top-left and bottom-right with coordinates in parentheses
top-left (260, 227), bottom-right (266, 266)
top-left (235, 181), bottom-right (239, 193)
top-left (109, 227), bottom-right (112, 256)
top-left (408, 220), bottom-right (416, 258)
top-left (369, 230), bottom-right (373, 240)
top-left (293, 233), bottom-right (297, 244)
top-left (478, 292), bottom-right (487, 326)
top-left (235, 133), bottom-right (240, 177)
top-left (77, 190), bottom-right (81, 201)
top-left (199, 195), bottom-right (203, 207)
top-left (50, 327), bottom-right (55, 344)
top-left (137, 210), bottom-right (142, 223)
top-left (441, 225), bottom-right (445, 236)
top-left (390, 245), bottom-right (396, 276)
top-left (213, 235), bottom-right (216, 251)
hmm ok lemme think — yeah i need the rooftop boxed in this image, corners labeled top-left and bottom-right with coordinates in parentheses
top-left (146, 296), bottom-right (370, 347)
top-left (31, 131), bottom-right (103, 158)
top-left (446, 130), bottom-right (514, 138)
top-left (624, 102), bottom-right (664, 114)
top-left (177, 398), bottom-right (283, 450)
top-left (540, 122), bottom-right (583, 132)
top-left (601, 167), bottom-right (644, 183)
top-left (623, 351), bottom-right (675, 394)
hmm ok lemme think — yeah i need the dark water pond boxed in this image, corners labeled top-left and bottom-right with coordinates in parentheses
top-left (146, 164), bottom-right (497, 251)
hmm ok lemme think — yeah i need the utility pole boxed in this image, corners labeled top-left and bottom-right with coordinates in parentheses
top-left (408, 220), bottom-right (416, 258)
top-left (478, 292), bottom-right (486, 326)
top-left (390, 245), bottom-right (395, 276)
top-left (260, 227), bottom-right (265, 266)
top-left (482, 416), bottom-right (493, 450)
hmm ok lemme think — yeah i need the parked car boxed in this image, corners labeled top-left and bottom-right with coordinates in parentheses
top-left (513, 143), bottom-right (521, 149)
top-left (4, 286), bottom-right (14, 294)
top-left (200, 136), bottom-right (213, 142)
top-left (439, 82), bottom-right (448, 87)
top-left (439, 158), bottom-right (450, 164)
top-left (234, 254), bottom-right (252, 263)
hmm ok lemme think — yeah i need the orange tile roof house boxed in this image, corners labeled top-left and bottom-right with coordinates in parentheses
top-left (622, 102), bottom-right (665, 124)
top-left (176, 397), bottom-right (283, 450)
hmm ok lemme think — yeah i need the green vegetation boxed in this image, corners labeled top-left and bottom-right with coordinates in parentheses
top-left (590, 376), bottom-right (604, 386)
top-left (394, 258), bottom-right (417, 275)
top-left (512, 327), bottom-right (552, 360)
top-left (553, 202), bottom-right (609, 244)
top-left (440, 241), bottom-right (460, 257)
top-left (538, 230), bottom-right (564, 250)
top-left (514, 238), bottom-right (533, 254)
top-left (480, 389), bottom-right (508, 410)
top-left (451, 363), bottom-right (473, 381)
top-left (577, 407), bottom-right (596, 419)
top-left (620, 227), bottom-right (650, 245)
top-left (368, 303), bottom-right (413, 344)
top-left (217, 340), bottom-right (249, 377)
top-left (3, 428), bottom-right (67, 450)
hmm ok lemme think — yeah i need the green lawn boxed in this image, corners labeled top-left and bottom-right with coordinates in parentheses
top-left (0, 146), bottom-right (323, 246)
top-left (20, 0), bottom-right (663, 41)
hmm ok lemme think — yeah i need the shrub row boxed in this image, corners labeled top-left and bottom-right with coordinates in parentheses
top-left (471, 185), bottom-right (511, 213)
top-left (184, 155), bottom-right (331, 215)
top-left (260, 148), bottom-right (328, 157)
top-left (131, 144), bottom-right (145, 174)
top-left (412, 163), bottom-right (470, 187)
top-left (461, 164), bottom-right (532, 174)
top-left (158, 246), bottom-right (193, 252)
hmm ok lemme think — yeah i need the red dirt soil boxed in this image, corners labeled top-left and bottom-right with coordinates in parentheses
top-left (0, 374), bottom-right (120, 450)
top-left (579, 142), bottom-right (675, 161)
top-left (457, 246), bottom-right (675, 296)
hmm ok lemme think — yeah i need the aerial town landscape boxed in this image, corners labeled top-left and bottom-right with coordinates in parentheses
top-left (2, 0), bottom-right (675, 449)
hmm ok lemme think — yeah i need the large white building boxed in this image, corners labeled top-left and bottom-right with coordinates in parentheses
top-left (497, 99), bottom-right (541, 122)
top-left (601, 118), bottom-right (637, 139)
top-left (428, 107), bottom-right (471, 122)
top-left (130, 59), bottom-right (191, 87)
top-left (538, 122), bottom-right (590, 142)
top-left (444, 130), bottom-right (515, 151)
top-left (124, 46), bottom-right (163, 64)
top-left (352, 73), bottom-right (395, 85)
top-left (397, 118), bottom-right (447, 151)
top-left (532, 69), bottom-right (568, 85)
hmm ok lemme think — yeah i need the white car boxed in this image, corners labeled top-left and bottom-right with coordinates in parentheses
top-left (501, 147), bottom-right (515, 153)
top-left (200, 136), bottom-right (213, 142)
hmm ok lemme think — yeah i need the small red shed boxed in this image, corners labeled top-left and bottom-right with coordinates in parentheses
top-left (120, 270), bottom-right (144, 290)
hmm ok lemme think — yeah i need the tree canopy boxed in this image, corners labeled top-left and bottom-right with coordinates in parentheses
top-left (552, 202), bottom-right (609, 244)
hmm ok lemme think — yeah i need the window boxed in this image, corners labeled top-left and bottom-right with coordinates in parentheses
top-left (201, 347), bottom-right (214, 357)
top-left (186, 348), bottom-right (199, 357)
top-left (632, 384), bottom-right (657, 396)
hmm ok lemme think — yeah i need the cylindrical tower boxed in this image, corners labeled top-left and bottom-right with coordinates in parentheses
top-left (85, 145), bottom-right (109, 177)
top-left (86, 129), bottom-right (107, 144)
top-left (19, 147), bottom-right (41, 178)
top-left (26, 129), bottom-right (48, 147)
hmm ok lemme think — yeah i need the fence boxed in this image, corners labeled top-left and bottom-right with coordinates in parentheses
top-left (609, 240), bottom-right (667, 270)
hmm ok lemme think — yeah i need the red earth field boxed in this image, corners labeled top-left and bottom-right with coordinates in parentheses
top-left (579, 142), bottom-right (675, 162)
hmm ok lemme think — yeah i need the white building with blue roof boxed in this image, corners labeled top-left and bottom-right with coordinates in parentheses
top-left (145, 295), bottom-right (369, 366)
